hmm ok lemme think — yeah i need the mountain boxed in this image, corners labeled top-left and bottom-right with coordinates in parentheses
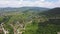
top-left (20, 7), bottom-right (49, 11)
top-left (0, 7), bottom-right (49, 12)
top-left (41, 7), bottom-right (60, 17)
top-left (46, 7), bottom-right (60, 14)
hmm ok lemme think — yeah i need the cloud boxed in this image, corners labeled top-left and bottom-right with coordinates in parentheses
top-left (20, 0), bottom-right (60, 8)
top-left (0, 0), bottom-right (60, 8)
top-left (0, 1), bottom-right (21, 7)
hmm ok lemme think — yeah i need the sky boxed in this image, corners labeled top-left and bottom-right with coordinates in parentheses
top-left (0, 0), bottom-right (60, 8)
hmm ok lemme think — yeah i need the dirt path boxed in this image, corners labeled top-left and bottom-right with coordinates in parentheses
top-left (1, 23), bottom-right (8, 34)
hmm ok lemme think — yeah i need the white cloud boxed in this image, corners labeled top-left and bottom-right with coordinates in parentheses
top-left (40, 0), bottom-right (45, 2)
top-left (0, 0), bottom-right (60, 8)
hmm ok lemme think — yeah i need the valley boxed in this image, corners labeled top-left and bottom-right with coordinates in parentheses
top-left (0, 7), bottom-right (60, 34)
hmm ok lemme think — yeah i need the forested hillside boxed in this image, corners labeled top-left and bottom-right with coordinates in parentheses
top-left (0, 7), bottom-right (60, 34)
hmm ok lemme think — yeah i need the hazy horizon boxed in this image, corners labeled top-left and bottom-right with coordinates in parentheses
top-left (0, 0), bottom-right (60, 8)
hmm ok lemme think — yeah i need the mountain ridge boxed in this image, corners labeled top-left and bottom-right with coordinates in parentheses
top-left (0, 7), bottom-right (49, 12)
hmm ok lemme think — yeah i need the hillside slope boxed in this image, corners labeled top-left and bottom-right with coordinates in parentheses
top-left (40, 7), bottom-right (60, 17)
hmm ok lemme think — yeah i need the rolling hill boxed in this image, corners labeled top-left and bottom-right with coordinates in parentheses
top-left (41, 7), bottom-right (60, 17)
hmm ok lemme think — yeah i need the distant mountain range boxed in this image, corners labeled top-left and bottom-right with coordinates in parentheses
top-left (0, 7), bottom-right (60, 16)
top-left (0, 7), bottom-right (49, 12)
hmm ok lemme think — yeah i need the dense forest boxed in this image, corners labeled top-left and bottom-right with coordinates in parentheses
top-left (0, 7), bottom-right (60, 34)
